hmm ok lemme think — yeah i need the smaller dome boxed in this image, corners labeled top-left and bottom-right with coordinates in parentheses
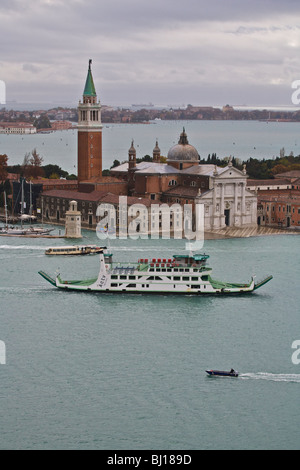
top-left (167, 128), bottom-right (199, 162)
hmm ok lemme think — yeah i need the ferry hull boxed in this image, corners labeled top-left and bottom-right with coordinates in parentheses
top-left (39, 272), bottom-right (271, 295)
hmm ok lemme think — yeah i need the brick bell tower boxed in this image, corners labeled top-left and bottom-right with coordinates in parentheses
top-left (77, 59), bottom-right (102, 182)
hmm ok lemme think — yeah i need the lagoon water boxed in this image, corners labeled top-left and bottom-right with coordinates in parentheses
top-left (0, 120), bottom-right (300, 450)
top-left (0, 232), bottom-right (299, 450)
top-left (1, 119), bottom-right (300, 174)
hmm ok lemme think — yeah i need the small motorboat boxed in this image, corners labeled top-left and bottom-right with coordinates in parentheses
top-left (206, 369), bottom-right (239, 377)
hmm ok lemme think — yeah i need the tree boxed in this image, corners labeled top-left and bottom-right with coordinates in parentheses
top-left (30, 148), bottom-right (43, 167)
top-left (43, 164), bottom-right (68, 179)
top-left (33, 114), bottom-right (51, 130)
top-left (0, 154), bottom-right (8, 181)
top-left (110, 159), bottom-right (121, 169)
top-left (23, 149), bottom-right (44, 179)
top-left (280, 147), bottom-right (285, 158)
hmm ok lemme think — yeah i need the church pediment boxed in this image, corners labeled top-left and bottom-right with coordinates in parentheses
top-left (216, 166), bottom-right (246, 179)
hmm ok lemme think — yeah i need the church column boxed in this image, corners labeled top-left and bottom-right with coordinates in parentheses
top-left (220, 182), bottom-right (225, 227)
top-left (212, 180), bottom-right (217, 229)
top-left (241, 182), bottom-right (246, 212)
top-left (234, 182), bottom-right (238, 226)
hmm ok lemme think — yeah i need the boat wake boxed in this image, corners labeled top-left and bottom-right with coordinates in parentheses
top-left (0, 245), bottom-right (45, 250)
top-left (240, 372), bottom-right (300, 383)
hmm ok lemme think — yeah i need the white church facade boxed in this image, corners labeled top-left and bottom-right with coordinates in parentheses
top-left (196, 161), bottom-right (257, 230)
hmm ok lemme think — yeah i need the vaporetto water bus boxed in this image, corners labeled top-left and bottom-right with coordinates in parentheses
top-left (39, 248), bottom-right (273, 295)
top-left (45, 245), bottom-right (105, 256)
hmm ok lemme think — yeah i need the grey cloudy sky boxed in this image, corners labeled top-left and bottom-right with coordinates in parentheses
top-left (1, 0), bottom-right (300, 107)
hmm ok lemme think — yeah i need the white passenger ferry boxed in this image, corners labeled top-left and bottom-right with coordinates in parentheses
top-left (39, 248), bottom-right (273, 295)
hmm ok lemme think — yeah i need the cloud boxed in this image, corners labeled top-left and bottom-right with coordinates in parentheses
top-left (1, 0), bottom-right (300, 106)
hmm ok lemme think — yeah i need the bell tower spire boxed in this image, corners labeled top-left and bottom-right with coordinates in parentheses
top-left (77, 59), bottom-right (103, 182)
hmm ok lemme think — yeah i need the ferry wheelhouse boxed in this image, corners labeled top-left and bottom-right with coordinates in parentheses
top-left (39, 249), bottom-right (273, 295)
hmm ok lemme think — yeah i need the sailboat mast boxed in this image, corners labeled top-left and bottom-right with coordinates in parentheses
top-left (29, 181), bottom-right (32, 217)
top-left (20, 178), bottom-right (25, 227)
top-left (4, 191), bottom-right (8, 228)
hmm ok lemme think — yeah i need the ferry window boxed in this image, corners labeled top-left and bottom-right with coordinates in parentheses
top-left (147, 276), bottom-right (155, 281)
top-left (174, 268), bottom-right (178, 272)
top-left (129, 275), bottom-right (136, 280)
top-left (173, 276), bottom-right (180, 281)
top-left (182, 277), bottom-right (189, 281)
top-left (201, 275), bottom-right (209, 281)
top-left (120, 275), bottom-right (127, 280)
top-left (111, 275), bottom-right (118, 279)
top-left (111, 283), bottom-right (118, 287)
top-left (155, 276), bottom-right (162, 281)
top-left (127, 284), bottom-right (136, 288)
top-left (192, 285), bottom-right (200, 289)
top-left (192, 277), bottom-right (198, 281)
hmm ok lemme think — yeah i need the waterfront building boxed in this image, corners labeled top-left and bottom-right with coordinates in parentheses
top-left (50, 120), bottom-right (74, 131)
top-left (0, 122), bottom-right (36, 134)
top-left (258, 190), bottom-right (300, 229)
top-left (247, 178), bottom-right (294, 192)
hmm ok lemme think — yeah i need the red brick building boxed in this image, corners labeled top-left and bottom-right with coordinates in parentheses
top-left (258, 190), bottom-right (300, 229)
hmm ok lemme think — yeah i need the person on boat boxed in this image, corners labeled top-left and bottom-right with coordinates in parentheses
top-left (230, 369), bottom-right (235, 374)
